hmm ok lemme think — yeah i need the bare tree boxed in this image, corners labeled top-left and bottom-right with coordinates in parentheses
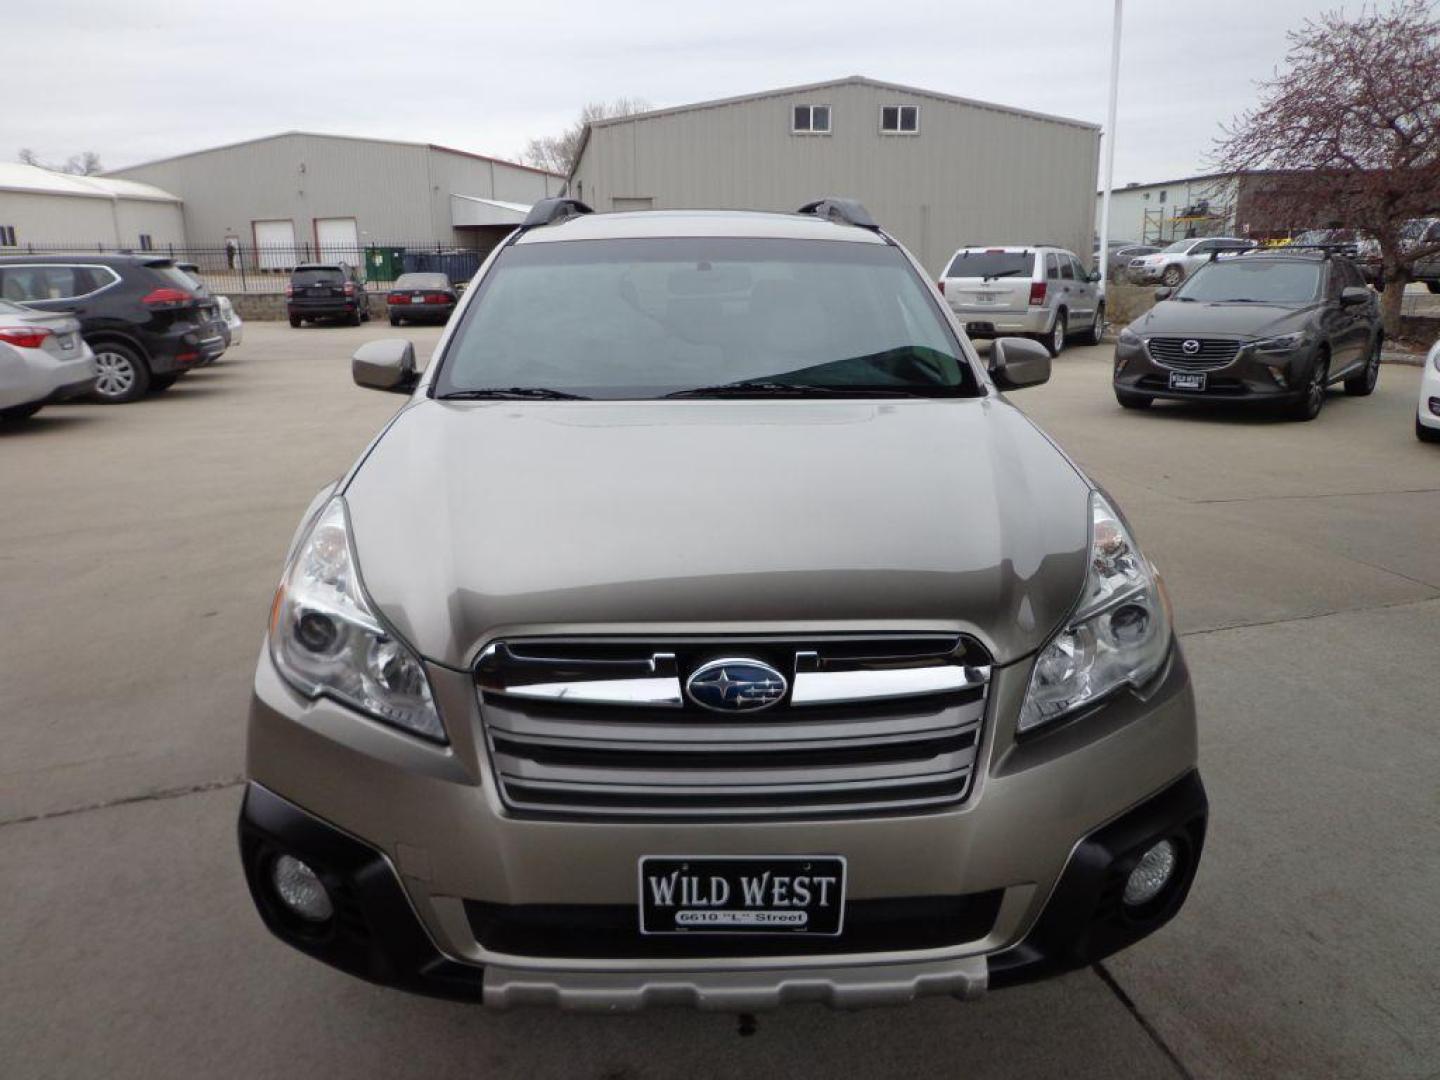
top-left (522, 98), bottom-right (651, 176)
top-left (17, 148), bottom-right (41, 167)
top-left (15, 148), bottom-right (105, 175)
top-left (1215, 0), bottom-right (1440, 334)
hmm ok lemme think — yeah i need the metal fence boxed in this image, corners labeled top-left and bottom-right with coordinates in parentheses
top-left (5, 240), bottom-right (495, 293)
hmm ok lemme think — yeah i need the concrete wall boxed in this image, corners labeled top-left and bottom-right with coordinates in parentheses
top-left (109, 134), bottom-right (562, 248)
top-left (0, 190), bottom-right (183, 249)
top-left (571, 80), bottom-right (1100, 274)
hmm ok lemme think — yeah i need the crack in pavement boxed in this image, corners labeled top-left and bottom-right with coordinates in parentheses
top-left (1178, 594), bottom-right (1439, 640)
top-left (1093, 961), bottom-right (1197, 1080)
top-left (0, 775), bottom-right (243, 829)
top-left (1188, 486), bottom-right (1440, 505)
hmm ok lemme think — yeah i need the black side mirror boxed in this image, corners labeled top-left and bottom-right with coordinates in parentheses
top-left (1087, 270), bottom-right (1102, 283)
top-left (989, 336), bottom-right (1051, 390)
top-left (1340, 286), bottom-right (1371, 306)
top-left (352, 339), bottom-right (417, 393)
top-left (1153, 287), bottom-right (1173, 302)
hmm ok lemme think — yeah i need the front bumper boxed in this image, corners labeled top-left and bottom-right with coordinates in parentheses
top-left (1114, 335), bottom-right (1315, 403)
top-left (241, 637), bottom-right (1204, 1009)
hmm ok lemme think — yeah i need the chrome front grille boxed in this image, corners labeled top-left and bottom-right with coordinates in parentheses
top-left (474, 635), bottom-right (990, 820)
top-left (1146, 337), bottom-right (1242, 371)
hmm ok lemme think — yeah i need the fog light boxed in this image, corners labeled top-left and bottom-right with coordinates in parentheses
top-left (1123, 839), bottom-right (1178, 907)
top-left (271, 854), bottom-right (334, 922)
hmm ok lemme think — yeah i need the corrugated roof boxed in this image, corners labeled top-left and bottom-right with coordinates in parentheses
top-left (0, 163), bottom-right (180, 202)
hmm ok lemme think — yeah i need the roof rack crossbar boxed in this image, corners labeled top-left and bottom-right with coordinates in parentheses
top-left (797, 197), bottom-right (879, 230)
top-left (521, 197), bottom-right (594, 230)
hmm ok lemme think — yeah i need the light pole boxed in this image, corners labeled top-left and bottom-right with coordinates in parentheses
top-left (1097, 0), bottom-right (1123, 301)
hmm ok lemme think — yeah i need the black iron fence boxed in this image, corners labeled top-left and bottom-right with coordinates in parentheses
top-left (5, 240), bottom-right (495, 293)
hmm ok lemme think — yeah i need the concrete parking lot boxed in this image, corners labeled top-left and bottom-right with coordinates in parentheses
top-left (2, 323), bottom-right (1437, 1079)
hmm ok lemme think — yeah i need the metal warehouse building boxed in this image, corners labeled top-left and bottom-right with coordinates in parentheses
top-left (568, 76), bottom-right (1101, 274)
top-left (106, 132), bottom-right (565, 268)
top-left (0, 164), bottom-right (184, 252)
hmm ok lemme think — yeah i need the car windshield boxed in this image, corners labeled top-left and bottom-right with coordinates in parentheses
top-left (1160, 240), bottom-right (1193, 253)
top-left (292, 268), bottom-right (345, 286)
top-left (943, 250), bottom-right (1032, 279)
top-left (1175, 260), bottom-right (1322, 304)
top-left (394, 273), bottom-right (449, 290)
top-left (435, 237), bottom-right (980, 399)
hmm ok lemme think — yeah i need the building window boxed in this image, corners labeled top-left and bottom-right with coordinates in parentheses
top-left (1158, 191), bottom-right (1167, 204)
top-left (138, 234), bottom-right (154, 251)
top-left (0, 225), bottom-right (15, 247)
top-left (792, 104), bottom-right (831, 134)
top-left (880, 105), bottom-right (920, 134)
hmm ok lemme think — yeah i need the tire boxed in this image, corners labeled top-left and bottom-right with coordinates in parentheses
top-left (1115, 389), bottom-right (1152, 410)
top-left (1042, 311), bottom-right (1067, 357)
top-left (389, 315), bottom-right (401, 327)
top-left (1161, 265), bottom-right (1184, 287)
top-left (149, 373), bottom-right (180, 392)
top-left (1427, 282), bottom-right (1439, 294)
top-left (348, 307), bottom-right (363, 327)
top-left (1289, 352), bottom-right (1329, 421)
top-left (1343, 337), bottom-right (1381, 396)
top-left (289, 316), bottom-right (302, 328)
top-left (360, 304), bottom-right (371, 323)
top-left (91, 342), bottom-right (150, 403)
top-left (0, 401), bottom-right (44, 422)
top-left (1083, 302), bottom-right (1106, 346)
top-left (1418, 415), bottom-right (1440, 443)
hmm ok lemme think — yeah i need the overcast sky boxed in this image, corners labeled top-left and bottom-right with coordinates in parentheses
top-left (13, 0), bottom-right (1335, 185)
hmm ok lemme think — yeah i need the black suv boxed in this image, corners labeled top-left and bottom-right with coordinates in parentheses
top-left (0, 254), bottom-right (227, 402)
top-left (1113, 249), bottom-right (1382, 421)
top-left (286, 263), bottom-right (370, 327)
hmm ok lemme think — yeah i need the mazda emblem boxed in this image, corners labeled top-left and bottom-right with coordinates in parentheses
top-left (1182, 339), bottom-right (1202, 355)
top-left (685, 658), bottom-right (787, 713)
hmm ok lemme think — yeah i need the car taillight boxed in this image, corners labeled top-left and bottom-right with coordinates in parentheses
top-left (285, 285), bottom-right (294, 298)
top-left (936, 281), bottom-right (946, 295)
top-left (426, 292), bottom-right (449, 304)
top-left (343, 282), bottom-right (356, 296)
top-left (0, 327), bottom-right (53, 349)
top-left (388, 292), bottom-right (404, 303)
top-left (1029, 282), bottom-right (1047, 306)
top-left (142, 287), bottom-right (194, 309)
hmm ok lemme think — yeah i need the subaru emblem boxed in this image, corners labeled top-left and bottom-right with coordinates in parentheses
top-left (1182, 339), bottom-right (1201, 355)
top-left (685, 658), bottom-right (787, 713)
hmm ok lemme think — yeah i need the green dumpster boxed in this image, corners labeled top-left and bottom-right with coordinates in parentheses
top-left (364, 245), bottom-right (405, 285)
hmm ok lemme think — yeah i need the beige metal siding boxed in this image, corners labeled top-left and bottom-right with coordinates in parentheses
top-left (423, 149), bottom-right (563, 242)
top-left (0, 191), bottom-right (123, 246)
top-left (572, 82), bottom-right (1100, 274)
top-left (113, 199), bottom-right (186, 250)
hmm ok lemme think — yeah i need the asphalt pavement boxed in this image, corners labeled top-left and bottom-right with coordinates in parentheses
top-left (1, 324), bottom-right (1436, 1079)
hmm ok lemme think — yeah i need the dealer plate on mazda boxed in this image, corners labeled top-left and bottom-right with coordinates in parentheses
top-left (1168, 371), bottom-right (1207, 391)
top-left (639, 855), bottom-right (846, 935)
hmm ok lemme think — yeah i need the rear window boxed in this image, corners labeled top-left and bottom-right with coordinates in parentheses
top-left (291, 268), bottom-right (345, 286)
top-left (943, 250), bottom-right (1034, 280)
top-left (151, 265), bottom-right (203, 291)
top-left (436, 237), bottom-right (979, 400)
top-left (394, 273), bottom-right (450, 290)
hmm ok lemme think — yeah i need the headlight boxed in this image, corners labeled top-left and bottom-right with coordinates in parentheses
top-left (1117, 326), bottom-right (1142, 347)
top-left (269, 498), bottom-right (445, 742)
top-left (1018, 492), bottom-right (1172, 733)
top-left (1250, 332), bottom-right (1305, 353)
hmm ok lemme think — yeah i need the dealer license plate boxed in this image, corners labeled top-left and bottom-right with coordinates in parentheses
top-left (639, 855), bottom-right (846, 935)
top-left (1169, 371), bottom-right (1207, 391)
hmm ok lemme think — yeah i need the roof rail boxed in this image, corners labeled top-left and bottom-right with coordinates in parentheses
top-left (797, 197), bottom-right (878, 230)
top-left (521, 197), bottom-right (594, 229)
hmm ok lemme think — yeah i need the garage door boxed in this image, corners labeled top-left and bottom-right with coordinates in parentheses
top-left (315, 217), bottom-right (361, 275)
top-left (253, 219), bottom-right (296, 270)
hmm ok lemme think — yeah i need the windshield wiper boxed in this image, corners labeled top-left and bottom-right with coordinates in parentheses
top-left (437, 387), bottom-right (590, 400)
top-left (982, 270), bottom-right (1025, 280)
top-left (664, 380), bottom-right (923, 399)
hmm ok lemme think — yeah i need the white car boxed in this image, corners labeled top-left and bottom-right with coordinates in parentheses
top-left (1418, 338), bottom-right (1440, 443)
top-left (1127, 237), bottom-right (1256, 287)
top-left (217, 295), bottom-right (243, 348)
top-left (0, 299), bottom-right (97, 421)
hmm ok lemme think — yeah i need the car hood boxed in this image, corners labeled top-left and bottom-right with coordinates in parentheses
top-left (343, 397), bottom-right (1092, 668)
top-left (1135, 300), bottom-right (1315, 338)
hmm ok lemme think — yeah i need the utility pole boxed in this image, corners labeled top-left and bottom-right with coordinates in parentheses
top-left (1097, 0), bottom-right (1123, 301)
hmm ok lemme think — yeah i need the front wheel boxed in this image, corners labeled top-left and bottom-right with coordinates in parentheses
top-left (1082, 303), bottom-right (1106, 346)
top-left (1161, 265), bottom-right (1184, 287)
top-left (1116, 389), bottom-right (1152, 410)
top-left (91, 342), bottom-right (150, 403)
top-left (1289, 354), bottom-right (1329, 421)
top-left (1343, 338), bottom-right (1381, 396)
top-left (1419, 415), bottom-right (1440, 443)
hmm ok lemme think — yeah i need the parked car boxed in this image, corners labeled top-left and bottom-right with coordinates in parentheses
top-left (286, 262), bottom-right (369, 327)
top-left (1403, 218), bottom-right (1440, 293)
top-left (1127, 237), bottom-right (1256, 287)
top-left (938, 244), bottom-right (1104, 356)
top-left (0, 253), bottom-right (226, 402)
top-left (1109, 244), bottom-right (1160, 283)
top-left (386, 272), bottom-right (458, 326)
top-left (1113, 249), bottom-right (1382, 420)
top-left (1286, 230), bottom-right (1383, 287)
top-left (216, 295), bottom-right (243, 347)
top-left (0, 299), bottom-right (97, 421)
top-left (1417, 337), bottom-right (1440, 443)
top-left (176, 262), bottom-right (242, 354)
top-left (240, 197), bottom-right (1206, 1010)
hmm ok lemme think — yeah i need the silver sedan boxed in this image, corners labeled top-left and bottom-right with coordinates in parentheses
top-left (0, 299), bottom-right (97, 421)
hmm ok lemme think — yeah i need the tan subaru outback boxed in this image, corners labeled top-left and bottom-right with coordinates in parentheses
top-left (240, 198), bottom-right (1206, 1010)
